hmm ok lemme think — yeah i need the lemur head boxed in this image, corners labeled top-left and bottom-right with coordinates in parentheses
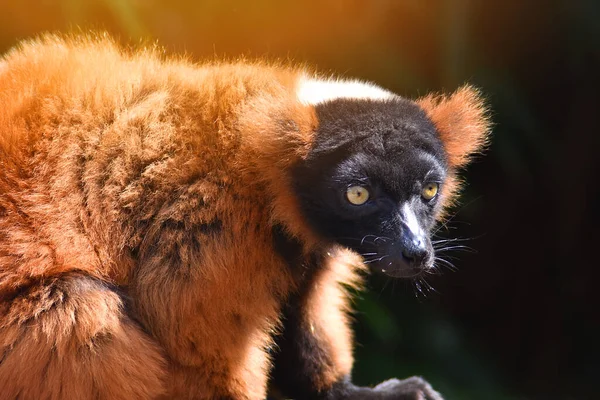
top-left (292, 78), bottom-right (489, 278)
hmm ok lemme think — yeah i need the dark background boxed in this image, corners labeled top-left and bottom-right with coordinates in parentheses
top-left (1, 1), bottom-right (598, 399)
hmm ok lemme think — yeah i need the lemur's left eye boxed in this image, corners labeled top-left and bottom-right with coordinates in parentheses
top-left (421, 182), bottom-right (439, 200)
top-left (346, 186), bottom-right (370, 205)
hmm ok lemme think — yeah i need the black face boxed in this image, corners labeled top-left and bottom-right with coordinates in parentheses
top-left (292, 98), bottom-right (448, 278)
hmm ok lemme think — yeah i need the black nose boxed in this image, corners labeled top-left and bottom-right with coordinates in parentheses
top-left (401, 237), bottom-right (428, 266)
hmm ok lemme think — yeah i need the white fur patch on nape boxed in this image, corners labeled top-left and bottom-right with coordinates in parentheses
top-left (296, 75), bottom-right (396, 106)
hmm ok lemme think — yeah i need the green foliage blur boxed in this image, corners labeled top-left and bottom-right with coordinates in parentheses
top-left (1, 1), bottom-right (598, 399)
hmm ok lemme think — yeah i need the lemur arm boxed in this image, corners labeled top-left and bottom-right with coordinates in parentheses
top-left (270, 249), bottom-right (444, 400)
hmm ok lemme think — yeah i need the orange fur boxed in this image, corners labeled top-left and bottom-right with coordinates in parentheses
top-left (417, 86), bottom-right (491, 211)
top-left (302, 247), bottom-right (367, 390)
top-left (0, 33), bottom-right (328, 399)
top-left (417, 85), bottom-right (490, 169)
top-left (0, 274), bottom-right (166, 399)
top-left (0, 33), bottom-right (487, 399)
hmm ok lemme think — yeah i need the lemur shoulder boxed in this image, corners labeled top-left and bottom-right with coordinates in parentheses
top-left (0, 34), bottom-right (489, 400)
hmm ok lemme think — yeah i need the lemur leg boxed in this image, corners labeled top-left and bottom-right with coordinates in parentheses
top-left (271, 250), bottom-right (444, 400)
top-left (0, 274), bottom-right (166, 400)
top-left (132, 230), bottom-right (290, 400)
top-left (133, 268), bottom-right (282, 400)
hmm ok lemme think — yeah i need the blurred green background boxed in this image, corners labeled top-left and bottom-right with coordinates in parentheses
top-left (1, 1), bottom-right (598, 399)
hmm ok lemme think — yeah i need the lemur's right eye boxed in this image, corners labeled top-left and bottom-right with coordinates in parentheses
top-left (421, 182), bottom-right (439, 200)
top-left (346, 186), bottom-right (370, 205)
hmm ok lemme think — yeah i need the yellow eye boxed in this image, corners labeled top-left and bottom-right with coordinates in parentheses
top-left (346, 186), bottom-right (370, 205)
top-left (421, 182), bottom-right (439, 200)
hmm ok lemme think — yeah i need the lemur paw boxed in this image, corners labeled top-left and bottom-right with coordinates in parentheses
top-left (373, 376), bottom-right (444, 400)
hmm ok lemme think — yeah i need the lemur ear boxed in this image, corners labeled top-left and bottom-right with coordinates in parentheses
top-left (417, 85), bottom-right (490, 168)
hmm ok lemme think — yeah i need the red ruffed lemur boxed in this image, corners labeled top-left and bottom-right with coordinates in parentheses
top-left (0, 34), bottom-right (489, 400)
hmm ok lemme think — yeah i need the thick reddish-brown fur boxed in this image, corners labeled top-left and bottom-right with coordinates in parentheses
top-left (417, 87), bottom-right (490, 211)
top-left (0, 34), bottom-right (489, 399)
